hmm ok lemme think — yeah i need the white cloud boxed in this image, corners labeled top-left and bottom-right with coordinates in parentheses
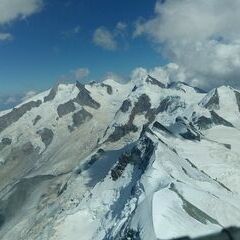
top-left (72, 68), bottom-right (90, 80)
top-left (0, 90), bottom-right (39, 110)
top-left (134, 0), bottom-right (240, 90)
top-left (130, 63), bottom-right (185, 87)
top-left (116, 22), bottom-right (127, 31)
top-left (59, 67), bottom-right (90, 83)
top-left (93, 22), bottom-right (128, 51)
top-left (0, 32), bottom-right (13, 41)
top-left (21, 90), bottom-right (38, 102)
top-left (5, 96), bottom-right (19, 104)
top-left (131, 67), bottom-right (148, 86)
top-left (0, 0), bottom-right (43, 25)
top-left (103, 72), bottom-right (127, 84)
top-left (61, 25), bottom-right (81, 39)
top-left (0, 94), bottom-right (19, 110)
top-left (93, 27), bottom-right (117, 51)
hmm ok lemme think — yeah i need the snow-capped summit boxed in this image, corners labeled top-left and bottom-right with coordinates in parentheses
top-left (199, 86), bottom-right (240, 128)
top-left (0, 76), bottom-right (240, 240)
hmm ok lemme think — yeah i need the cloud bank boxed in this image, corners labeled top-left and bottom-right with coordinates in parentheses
top-left (0, 0), bottom-right (43, 25)
top-left (135, 0), bottom-right (240, 90)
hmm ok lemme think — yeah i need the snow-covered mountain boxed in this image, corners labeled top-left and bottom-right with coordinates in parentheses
top-left (0, 73), bottom-right (240, 240)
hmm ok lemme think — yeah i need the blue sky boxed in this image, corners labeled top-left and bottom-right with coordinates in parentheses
top-left (0, 0), bottom-right (166, 97)
top-left (1, 0), bottom-right (238, 110)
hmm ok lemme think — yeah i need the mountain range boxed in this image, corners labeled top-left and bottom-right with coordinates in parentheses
top-left (0, 73), bottom-right (240, 240)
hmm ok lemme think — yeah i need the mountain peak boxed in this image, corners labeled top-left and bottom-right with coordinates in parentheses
top-left (145, 75), bottom-right (166, 88)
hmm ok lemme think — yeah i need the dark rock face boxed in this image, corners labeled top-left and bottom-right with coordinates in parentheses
top-left (0, 138), bottom-right (12, 151)
top-left (210, 111), bottom-right (234, 128)
top-left (168, 82), bottom-right (187, 93)
top-left (75, 81), bottom-right (100, 109)
top-left (107, 94), bottom-right (151, 142)
top-left (120, 100), bottom-right (132, 113)
top-left (234, 90), bottom-right (240, 112)
top-left (157, 96), bottom-right (185, 114)
top-left (180, 129), bottom-right (201, 141)
top-left (111, 136), bottom-right (154, 181)
top-left (176, 117), bottom-right (201, 141)
top-left (157, 97), bottom-right (172, 113)
top-left (194, 115), bottom-right (213, 130)
top-left (74, 89), bottom-right (100, 110)
top-left (153, 121), bottom-right (172, 134)
top-left (37, 128), bottom-right (54, 148)
top-left (57, 100), bottom-right (76, 118)
top-left (168, 81), bottom-right (184, 90)
top-left (70, 108), bottom-right (93, 130)
top-left (131, 94), bottom-right (151, 118)
top-left (145, 96), bottom-right (185, 124)
top-left (107, 124), bottom-right (138, 143)
top-left (33, 115), bottom-right (41, 126)
top-left (194, 86), bottom-right (206, 94)
top-left (128, 94), bottom-right (151, 125)
top-left (0, 100), bottom-right (42, 133)
top-left (136, 136), bottom-right (155, 173)
top-left (203, 89), bottom-right (220, 110)
top-left (146, 75), bottom-right (165, 88)
top-left (111, 153), bottom-right (133, 181)
top-left (119, 229), bottom-right (141, 240)
top-left (44, 85), bottom-right (58, 102)
top-left (76, 81), bottom-right (89, 92)
top-left (175, 227), bottom-right (240, 240)
top-left (74, 92), bottom-right (100, 109)
top-left (89, 81), bottom-right (97, 86)
top-left (87, 149), bottom-right (105, 167)
top-left (193, 111), bottom-right (234, 130)
top-left (170, 183), bottom-right (219, 226)
top-left (145, 109), bottom-right (156, 123)
top-left (0, 213), bottom-right (4, 228)
top-left (101, 83), bottom-right (113, 95)
top-left (132, 86), bottom-right (137, 92)
top-left (57, 182), bottom-right (68, 197)
top-left (223, 143), bottom-right (231, 150)
top-left (168, 81), bottom-right (206, 93)
top-left (1, 138), bottom-right (12, 146)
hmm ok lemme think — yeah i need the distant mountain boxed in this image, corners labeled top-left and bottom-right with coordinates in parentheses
top-left (0, 74), bottom-right (240, 240)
